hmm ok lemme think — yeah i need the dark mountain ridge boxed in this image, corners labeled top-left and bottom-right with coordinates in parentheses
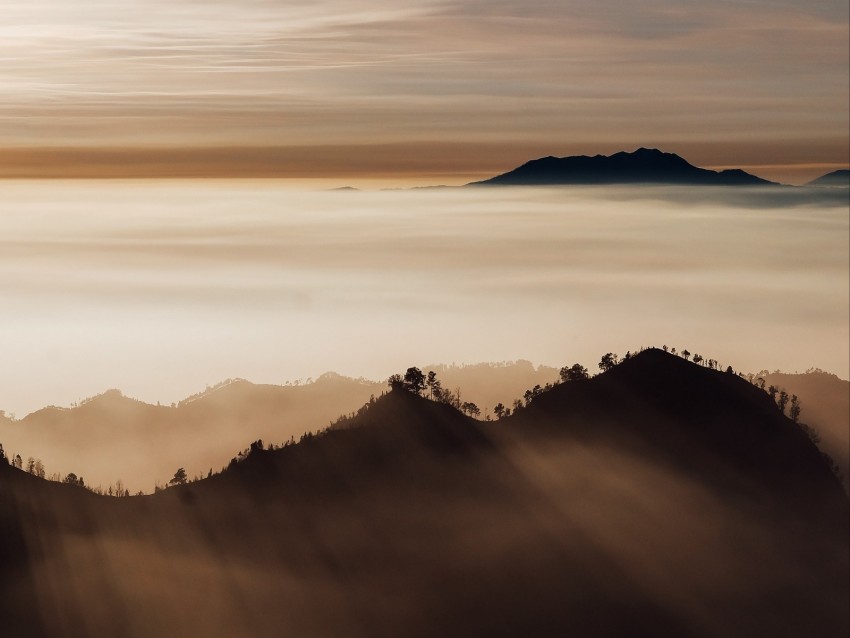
top-left (0, 363), bottom-right (561, 491)
top-left (216, 349), bottom-right (843, 506)
top-left (510, 350), bottom-right (844, 511)
top-left (807, 169), bottom-right (849, 187)
top-left (0, 348), bottom-right (846, 638)
top-left (470, 147), bottom-right (778, 186)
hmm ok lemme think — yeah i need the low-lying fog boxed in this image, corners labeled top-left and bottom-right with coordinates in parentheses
top-left (0, 181), bottom-right (847, 416)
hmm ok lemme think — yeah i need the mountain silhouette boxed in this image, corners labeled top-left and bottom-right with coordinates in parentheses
top-left (510, 350), bottom-right (844, 508)
top-left (0, 363), bottom-right (559, 491)
top-left (0, 349), bottom-right (846, 638)
top-left (470, 148), bottom-right (777, 186)
top-left (806, 169), bottom-right (850, 187)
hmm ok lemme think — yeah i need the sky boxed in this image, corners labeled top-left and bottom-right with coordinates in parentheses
top-left (1, 0), bottom-right (847, 184)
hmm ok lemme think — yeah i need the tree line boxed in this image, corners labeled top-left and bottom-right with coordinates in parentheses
top-left (1, 344), bottom-right (835, 495)
top-left (385, 345), bottom-right (813, 427)
top-left (0, 445), bottom-right (137, 496)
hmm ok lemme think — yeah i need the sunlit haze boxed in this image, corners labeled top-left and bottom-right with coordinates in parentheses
top-left (2, 2), bottom-right (849, 636)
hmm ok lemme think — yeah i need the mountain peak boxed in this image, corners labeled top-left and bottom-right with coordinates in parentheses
top-left (516, 347), bottom-right (846, 508)
top-left (336, 387), bottom-right (491, 454)
top-left (806, 169), bottom-right (849, 187)
top-left (626, 147), bottom-right (665, 156)
top-left (470, 148), bottom-right (776, 187)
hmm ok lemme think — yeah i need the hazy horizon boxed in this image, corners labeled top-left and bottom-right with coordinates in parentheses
top-left (0, 148), bottom-right (846, 187)
top-left (1, 0), bottom-right (847, 184)
top-left (1, 180), bottom-right (846, 418)
top-left (3, 350), bottom-right (849, 422)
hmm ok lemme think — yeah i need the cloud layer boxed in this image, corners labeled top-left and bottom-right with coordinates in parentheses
top-left (0, 183), bottom-right (846, 415)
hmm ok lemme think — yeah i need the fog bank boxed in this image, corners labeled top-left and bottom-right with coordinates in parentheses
top-left (0, 182), bottom-right (846, 416)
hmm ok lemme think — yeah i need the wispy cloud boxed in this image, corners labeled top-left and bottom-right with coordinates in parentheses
top-left (0, 0), bottom-right (846, 181)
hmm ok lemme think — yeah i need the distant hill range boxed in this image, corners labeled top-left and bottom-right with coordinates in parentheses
top-left (806, 169), bottom-right (850, 187)
top-left (0, 362), bottom-right (558, 492)
top-left (470, 147), bottom-right (780, 186)
top-left (1, 349), bottom-right (846, 638)
top-left (1, 359), bottom-right (845, 495)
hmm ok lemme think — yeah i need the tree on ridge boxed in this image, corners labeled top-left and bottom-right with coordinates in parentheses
top-left (169, 468), bottom-right (188, 486)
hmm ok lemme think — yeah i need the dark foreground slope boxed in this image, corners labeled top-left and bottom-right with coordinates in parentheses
top-left (0, 350), bottom-right (846, 638)
top-left (761, 370), bottom-right (849, 491)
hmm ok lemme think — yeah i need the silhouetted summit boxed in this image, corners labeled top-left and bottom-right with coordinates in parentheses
top-left (212, 348), bottom-right (846, 516)
top-left (217, 388), bottom-right (491, 490)
top-left (806, 169), bottom-right (850, 187)
top-left (470, 148), bottom-right (777, 186)
top-left (333, 387), bottom-right (491, 454)
top-left (513, 349), bottom-right (844, 507)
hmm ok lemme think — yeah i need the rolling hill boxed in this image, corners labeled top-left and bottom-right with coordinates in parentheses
top-left (1, 349), bottom-right (845, 638)
top-left (0, 363), bottom-right (559, 491)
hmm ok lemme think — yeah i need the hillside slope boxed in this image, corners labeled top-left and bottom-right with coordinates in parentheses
top-left (761, 370), bottom-right (849, 490)
top-left (0, 350), bottom-right (846, 638)
top-left (0, 363), bottom-right (558, 491)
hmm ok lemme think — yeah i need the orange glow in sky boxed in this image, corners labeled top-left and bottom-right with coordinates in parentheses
top-left (0, 0), bottom-right (847, 184)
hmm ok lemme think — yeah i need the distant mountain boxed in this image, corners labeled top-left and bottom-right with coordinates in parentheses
top-left (470, 147), bottom-right (777, 187)
top-left (0, 362), bottom-right (558, 491)
top-left (806, 169), bottom-right (850, 187)
top-left (1, 349), bottom-right (846, 638)
top-left (0, 375), bottom-right (383, 492)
